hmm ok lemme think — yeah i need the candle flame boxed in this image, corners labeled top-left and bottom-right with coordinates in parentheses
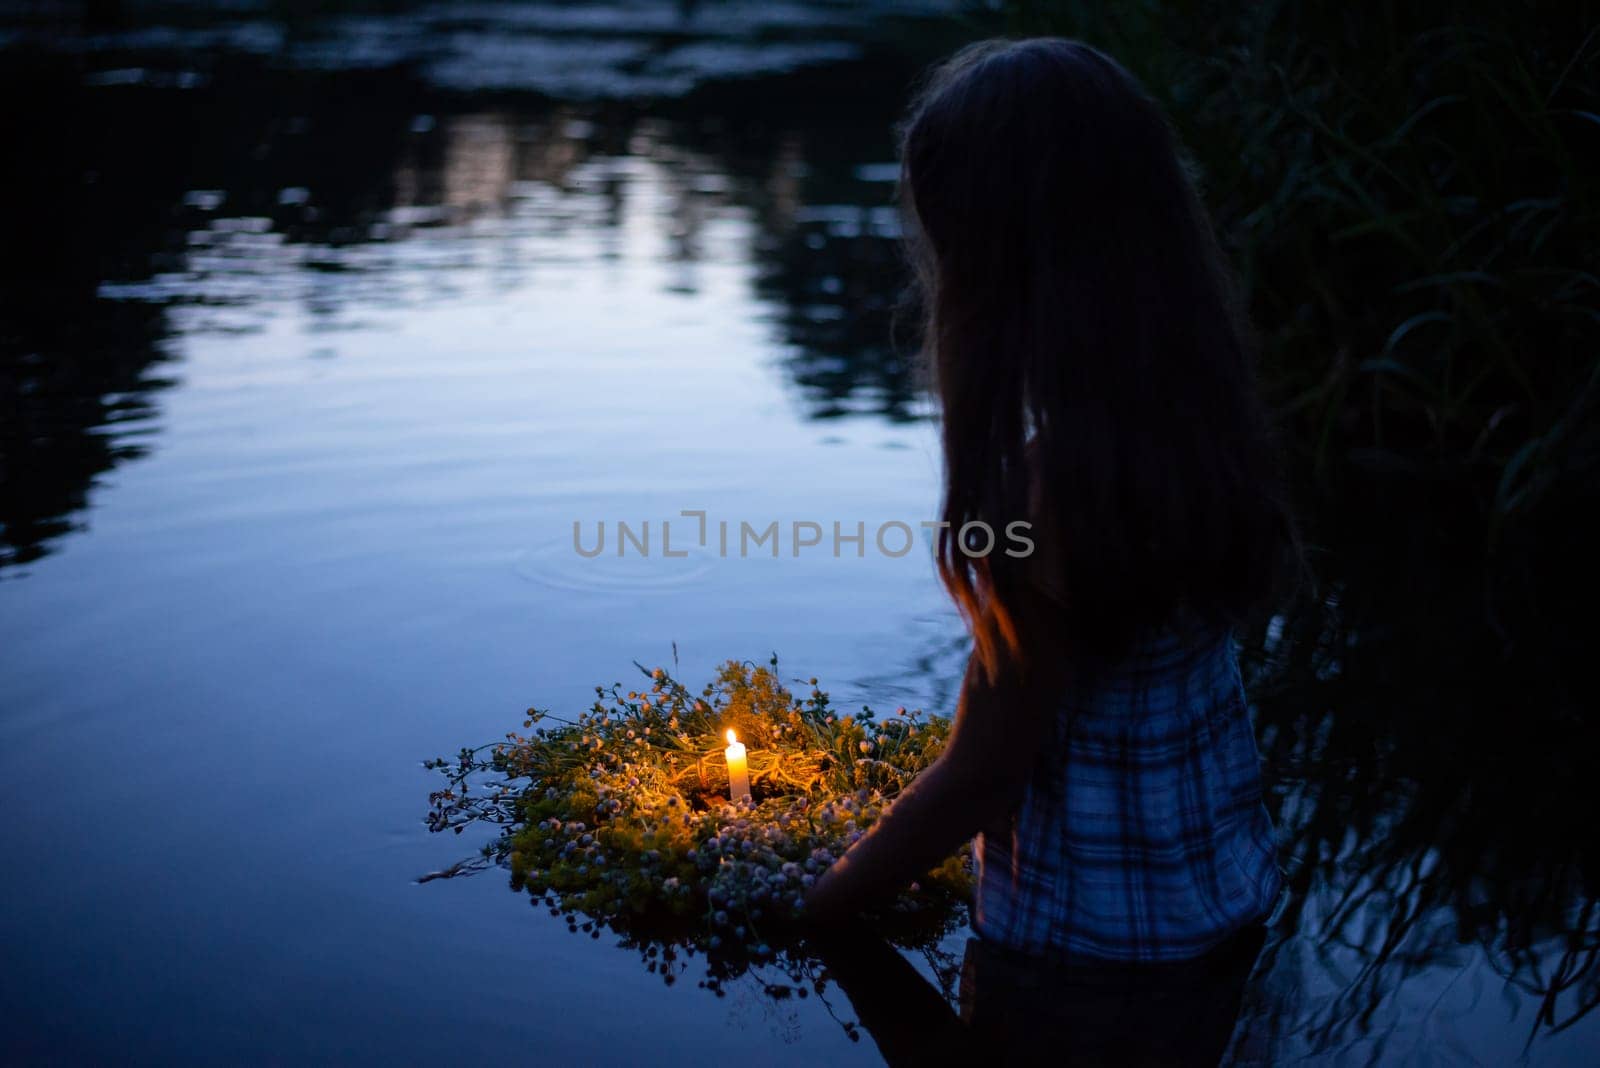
top-left (726, 729), bottom-right (738, 745)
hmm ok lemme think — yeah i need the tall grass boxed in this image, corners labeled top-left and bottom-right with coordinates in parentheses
top-left (1000, 0), bottom-right (1598, 545)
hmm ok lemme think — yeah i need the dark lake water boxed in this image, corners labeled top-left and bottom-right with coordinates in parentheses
top-left (3, 3), bottom-right (1597, 1064)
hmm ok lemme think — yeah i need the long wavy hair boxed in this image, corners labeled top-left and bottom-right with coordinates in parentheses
top-left (901, 38), bottom-right (1296, 676)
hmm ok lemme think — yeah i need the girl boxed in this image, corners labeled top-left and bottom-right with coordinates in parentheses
top-left (803, 38), bottom-right (1293, 1062)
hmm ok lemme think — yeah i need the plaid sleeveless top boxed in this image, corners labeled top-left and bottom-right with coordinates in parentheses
top-left (974, 627), bottom-right (1282, 962)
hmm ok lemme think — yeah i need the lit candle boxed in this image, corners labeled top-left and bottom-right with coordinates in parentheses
top-left (724, 729), bottom-right (751, 803)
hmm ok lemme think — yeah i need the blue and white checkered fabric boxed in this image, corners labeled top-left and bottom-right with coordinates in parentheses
top-left (975, 627), bottom-right (1282, 962)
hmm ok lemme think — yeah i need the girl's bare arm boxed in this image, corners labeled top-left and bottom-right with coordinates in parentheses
top-left (803, 596), bottom-right (1067, 922)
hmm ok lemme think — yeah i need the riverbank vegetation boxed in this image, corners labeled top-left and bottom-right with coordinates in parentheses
top-left (1000, 0), bottom-right (1596, 555)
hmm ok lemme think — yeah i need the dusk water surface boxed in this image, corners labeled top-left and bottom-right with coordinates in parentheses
top-left (2, 4), bottom-right (1595, 1064)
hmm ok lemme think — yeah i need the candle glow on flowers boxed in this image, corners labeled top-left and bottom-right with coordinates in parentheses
top-left (424, 657), bottom-right (973, 965)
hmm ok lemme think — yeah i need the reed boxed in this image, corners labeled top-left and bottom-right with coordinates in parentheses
top-left (999, 0), bottom-right (1598, 543)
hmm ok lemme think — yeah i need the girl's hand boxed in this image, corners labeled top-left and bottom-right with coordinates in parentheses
top-left (801, 857), bottom-right (855, 926)
top-left (792, 589), bottom-right (1069, 921)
